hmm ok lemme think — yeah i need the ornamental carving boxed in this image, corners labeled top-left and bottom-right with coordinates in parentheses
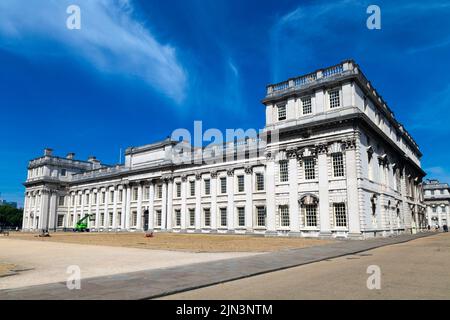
top-left (342, 139), bottom-right (357, 150)
top-left (299, 194), bottom-right (319, 205)
top-left (227, 168), bottom-right (235, 176)
top-left (195, 172), bottom-right (202, 180)
top-left (210, 170), bottom-right (218, 178)
top-left (244, 166), bottom-right (253, 175)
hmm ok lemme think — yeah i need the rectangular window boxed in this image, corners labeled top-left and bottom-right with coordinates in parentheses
top-left (155, 210), bottom-right (162, 227)
top-left (110, 191), bottom-right (114, 202)
top-left (256, 173), bottom-right (265, 191)
top-left (86, 194), bottom-right (89, 205)
top-left (189, 181), bottom-right (195, 197)
top-left (301, 96), bottom-right (312, 115)
top-left (189, 208), bottom-right (195, 227)
top-left (58, 196), bottom-right (65, 206)
top-left (204, 179), bottom-right (210, 195)
top-left (57, 215), bottom-right (64, 227)
top-left (143, 186), bottom-right (150, 200)
top-left (157, 185), bottom-right (163, 199)
top-left (220, 177), bottom-right (227, 194)
top-left (304, 158), bottom-right (316, 180)
top-left (332, 153), bottom-right (345, 177)
top-left (117, 211), bottom-right (122, 227)
top-left (305, 205), bottom-right (318, 227)
top-left (93, 194), bottom-right (97, 205)
top-left (109, 212), bottom-right (113, 227)
top-left (100, 212), bottom-right (105, 226)
top-left (204, 208), bottom-right (211, 227)
top-left (278, 104), bottom-right (286, 121)
top-left (220, 208), bottom-right (227, 227)
top-left (132, 188), bottom-right (138, 201)
top-left (334, 203), bottom-right (347, 227)
top-left (279, 161), bottom-right (289, 182)
top-left (118, 190), bottom-right (123, 202)
top-left (175, 209), bottom-right (181, 227)
top-left (329, 89), bottom-right (341, 109)
top-left (176, 183), bottom-right (181, 198)
top-left (61, 169), bottom-right (67, 176)
top-left (131, 211), bottom-right (137, 227)
top-left (279, 205), bottom-right (290, 227)
top-left (78, 195), bottom-right (82, 206)
top-left (101, 192), bottom-right (106, 204)
top-left (256, 206), bottom-right (266, 227)
top-left (238, 207), bottom-right (245, 227)
top-left (237, 175), bottom-right (245, 192)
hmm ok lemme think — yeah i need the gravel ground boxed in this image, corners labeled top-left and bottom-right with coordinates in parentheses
top-left (7, 232), bottom-right (331, 252)
top-left (0, 238), bottom-right (260, 290)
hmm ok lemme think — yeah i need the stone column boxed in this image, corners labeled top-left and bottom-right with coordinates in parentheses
top-left (211, 171), bottom-right (218, 231)
top-left (136, 183), bottom-right (143, 230)
top-left (39, 189), bottom-right (50, 231)
top-left (288, 152), bottom-right (300, 234)
top-left (112, 186), bottom-right (118, 230)
top-left (120, 187), bottom-right (127, 229)
top-left (103, 187), bottom-right (109, 229)
top-left (161, 181), bottom-right (167, 230)
top-left (48, 191), bottom-right (57, 230)
top-left (167, 177), bottom-right (173, 231)
top-left (345, 140), bottom-right (361, 237)
top-left (148, 181), bottom-right (155, 231)
top-left (87, 190), bottom-right (92, 228)
top-left (180, 176), bottom-right (187, 231)
top-left (22, 194), bottom-right (28, 230)
top-left (244, 167), bottom-right (253, 233)
top-left (266, 157), bottom-right (277, 234)
top-left (318, 147), bottom-right (331, 236)
top-left (125, 185), bottom-right (131, 229)
top-left (227, 169), bottom-right (235, 232)
top-left (195, 173), bottom-right (202, 231)
top-left (94, 190), bottom-right (100, 229)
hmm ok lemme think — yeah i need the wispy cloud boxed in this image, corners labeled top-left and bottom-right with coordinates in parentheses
top-left (424, 166), bottom-right (450, 183)
top-left (0, 0), bottom-right (187, 103)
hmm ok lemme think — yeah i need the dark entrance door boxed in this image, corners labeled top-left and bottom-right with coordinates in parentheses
top-left (143, 210), bottom-right (149, 230)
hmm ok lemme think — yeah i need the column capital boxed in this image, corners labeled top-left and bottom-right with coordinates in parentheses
top-left (210, 170), bottom-right (218, 178)
top-left (244, 166), bottom-right (253, 175)
top-left (195, 172), bottom-right (202, 180)
top-left (227, 168), bottom-right (235, 177)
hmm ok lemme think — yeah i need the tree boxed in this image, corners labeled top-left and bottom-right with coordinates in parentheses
top-left (0, 205), bottom-right (23, 228)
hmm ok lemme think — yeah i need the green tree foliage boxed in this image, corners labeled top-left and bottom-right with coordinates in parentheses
top-left (0, 205), bottom-right (23, 228)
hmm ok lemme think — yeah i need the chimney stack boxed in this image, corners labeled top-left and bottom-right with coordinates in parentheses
top-left (66, 152), bottom-right (75, 160)
top-left (88, 156), bottom-right (97, 162)
top-left (44, 148), bottom-right (53, 157)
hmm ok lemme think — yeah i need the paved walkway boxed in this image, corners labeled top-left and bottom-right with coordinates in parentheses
top-left (0, 232), bottom-right (433, 299)
top-left (163, 232), bottom-right (450, 300)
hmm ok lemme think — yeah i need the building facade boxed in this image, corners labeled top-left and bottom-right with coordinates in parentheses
top-left (22, 60), bottom-right (426, 238)
top-left (423, 179), bottom-right (450, 228)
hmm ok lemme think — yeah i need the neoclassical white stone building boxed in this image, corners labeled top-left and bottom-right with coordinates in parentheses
top-left (22, 60), bottom-right (426, 238)
top-left (423, 179), bottom-right (450, 228)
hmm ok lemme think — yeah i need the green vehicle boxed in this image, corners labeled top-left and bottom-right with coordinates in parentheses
top-left (75, 214), bottom-right (95, 232)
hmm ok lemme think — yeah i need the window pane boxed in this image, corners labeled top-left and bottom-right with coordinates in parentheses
top-left (279, 161), bottom-right (289, 182)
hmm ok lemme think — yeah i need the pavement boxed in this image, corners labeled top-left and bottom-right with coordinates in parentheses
top-left (0, 232), bottom-right (435, 300)
top-left (162, 232), bottom-right (450, 300)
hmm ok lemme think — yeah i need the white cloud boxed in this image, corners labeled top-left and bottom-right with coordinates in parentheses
top-left (0, 0), bottom-right (187, 103)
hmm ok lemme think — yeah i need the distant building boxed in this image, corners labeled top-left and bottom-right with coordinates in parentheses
top-left (22, 60), bottom-right (426, 238)
top-left (0, 200), bottom-right (18, 208)
top-left (423, 179), bottom-right (450, 227)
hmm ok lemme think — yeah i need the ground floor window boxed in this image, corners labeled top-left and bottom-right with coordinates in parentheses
top-left (305, 205), bottom-right (318, 227)
top-left (57, 215), bottom-right (64, 227)
top-left (220, 208), bottom-right (227, 227)
top-left (155, 210), bottom-right (162, 227)
top-left (334, 203), bottom-right (347, 227)
top-left (100, 213), bottom-right (104, 226)
top-left (175, 209), bottom-right (181, 227)
top-left (279, 205), bottom-right (290, 227)
top-left (130, 211), bottom-right (138, 227)
top-left (204, 208), bottom-right (211, 227)
top-left (256, 206), bottom-right (266, 227)
top-left (189, 208), bottom-right (195, 227)
top-left (117, 211), bottom-right (122, 227)
top-left (237, 207), bottom-right (245, 227)
top-left (109, 212), bottom-right (113, 227)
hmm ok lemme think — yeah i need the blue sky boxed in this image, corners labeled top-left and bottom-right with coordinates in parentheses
top-left (1, 0), bottom-right (450, 207)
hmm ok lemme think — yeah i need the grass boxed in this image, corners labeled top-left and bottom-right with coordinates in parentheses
top-left (8, 232), bottom-right (332, 253)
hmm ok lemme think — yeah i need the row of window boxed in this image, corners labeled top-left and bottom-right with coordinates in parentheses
top-left (278, 203), bottom-right (347, 228)
top-left (279, 153), bottom-right (345, 182)
top-left (277, 89), bottom-right (341, 122)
